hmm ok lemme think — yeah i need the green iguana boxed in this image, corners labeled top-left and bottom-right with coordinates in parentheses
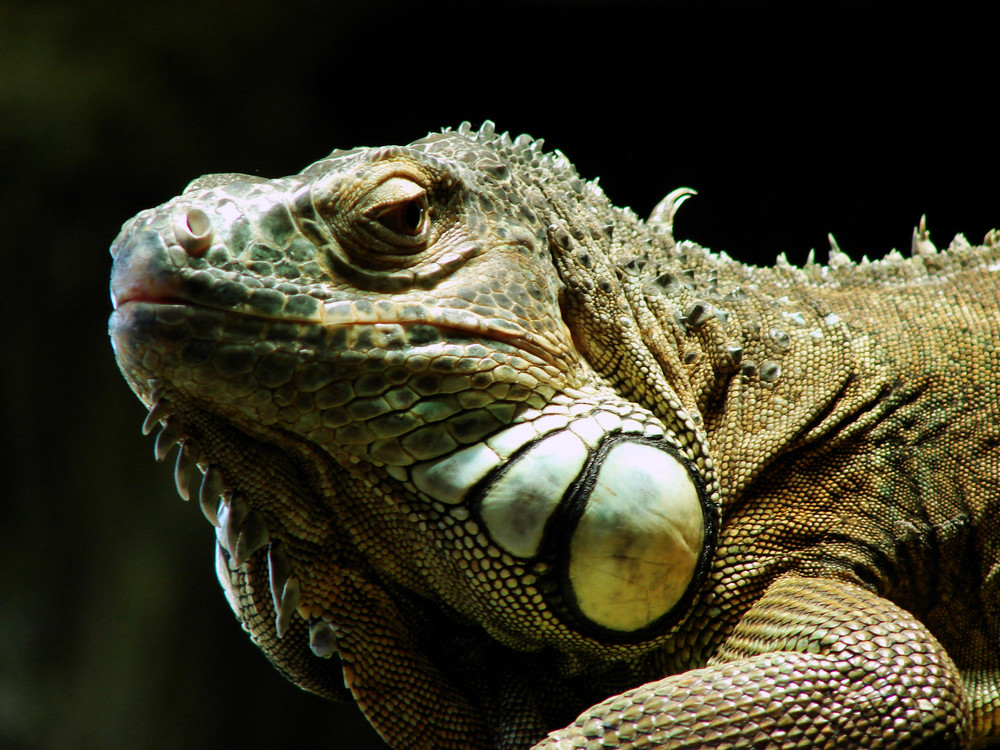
top-left (109, 122), bottom-right (1000, 749)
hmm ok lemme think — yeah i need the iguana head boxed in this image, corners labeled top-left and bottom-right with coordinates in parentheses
top-left (109, 123), bottom-right (718, 740)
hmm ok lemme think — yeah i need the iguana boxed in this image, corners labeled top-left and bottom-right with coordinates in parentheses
top-left (109, 122), bottom-right (1000, 749)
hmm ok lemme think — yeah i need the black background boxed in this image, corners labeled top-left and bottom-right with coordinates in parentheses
top-left (1, 1), bottom-right (995, 748)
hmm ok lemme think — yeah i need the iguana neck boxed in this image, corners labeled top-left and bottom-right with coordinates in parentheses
top-left (617, 243), bottom-right (884, 506)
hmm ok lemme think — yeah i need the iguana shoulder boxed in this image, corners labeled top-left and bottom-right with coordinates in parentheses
top-left (109, 122), bottom-right (1000, 748)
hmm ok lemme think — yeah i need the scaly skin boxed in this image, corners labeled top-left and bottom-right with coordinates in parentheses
top-left (109, 123), bottom-right (1000, 749)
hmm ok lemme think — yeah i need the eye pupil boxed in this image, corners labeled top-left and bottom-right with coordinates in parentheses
top-left (403, 201), bottom-right (423, 232)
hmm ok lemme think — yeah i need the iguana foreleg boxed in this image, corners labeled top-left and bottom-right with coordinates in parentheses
top-left (535, 575), bottom-right (969, 749)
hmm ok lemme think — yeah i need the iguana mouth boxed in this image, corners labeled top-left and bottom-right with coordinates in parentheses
top-left (110, 223), bottom-right (569, 371)
top-left (111, 298), bottom-right (565, 378)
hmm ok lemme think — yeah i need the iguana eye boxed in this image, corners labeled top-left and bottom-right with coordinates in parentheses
top-left (373, 195), bottom-right (427, 236)
top-left (362, 177), bottom-right (430, 243)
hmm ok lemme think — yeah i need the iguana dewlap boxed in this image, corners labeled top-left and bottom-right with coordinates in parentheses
top-left (109, 123), bottom-right (1000, 749)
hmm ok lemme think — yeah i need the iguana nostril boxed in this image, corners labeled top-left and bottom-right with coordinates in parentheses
top-left (174, 207), bottom-right (213, 256)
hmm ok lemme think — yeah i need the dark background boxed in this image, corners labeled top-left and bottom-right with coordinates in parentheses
top-left (1, 1), bottom-right (995, 748)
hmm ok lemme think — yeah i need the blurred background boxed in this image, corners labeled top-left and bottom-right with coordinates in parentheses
top-left (1, 1), bottom-right (995, 748)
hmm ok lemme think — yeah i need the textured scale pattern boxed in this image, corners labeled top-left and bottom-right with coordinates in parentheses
top-left (109, 122), bottom-right (999, 749)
